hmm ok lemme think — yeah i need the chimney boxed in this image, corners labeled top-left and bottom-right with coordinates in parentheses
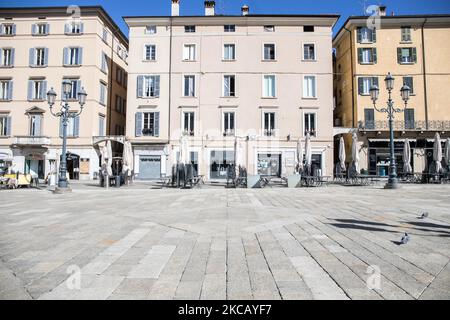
top-left (171, 0), bottom-right (180, 17)
top-left (378, 5), bottom-right (387, 16)
top-left (241, 5), bottom-right (249, 16)
top-left (204, 1), bottom-right (215, 16)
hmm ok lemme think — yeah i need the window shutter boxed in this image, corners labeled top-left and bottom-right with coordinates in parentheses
top-left (64, 23), bottom-right (70, 34)
top-left (0, 25), bottom-right (3, 35)
top-left (80, 23), bottom-right (84, 34)
top-left (358, 78), bottom-right (364, 95)
top-left (44, 48), bottom-right (49, 66)
top-left (11, 25), bottom-right (16, 35)
top-left (35, 115), bottom-right (42, 136)
top-left (135, 112), bottom-right (143, 137)
top-left (63, 47), bottom-right (69, 65)
top-left (77, 80), bottom-right (82, 95)
top-left (372, 48), bottom-right (377, 64)
top-left (397, 48), bottom-right (402, 64)
top-left (7, 81), bottom-right (13, 100)
top-left (372, 77), bottom-right (379, 88)
top-left (137, 76), bottom-right (144, 98)
top-left (46, 24), bottom-right (50, 35)
top-left (10, 48), bottom-right (15, 67)
top-left (412, 48), bottom-right (417, 63)
top-left (154, 112), bottom-right (160, 137)
top-left (5, 117), bottom-right (11, 136)
top-left (27, 81), bottom-right (33, 101)
top-left (357, 48), bottom-right (363, 63)
top-left (78, 47), bottom-right (83, 65)
top-left (372, 28), bottom-right (377, 43)
top-left (404, 109), bottom-right (415, 129)
top-left (32, 24), bottom-right (37, 35)
top-left (40, 81), bottom-right (47, 100)
top-left (29, 48), bottom-right (35, 67)
top-left (74, 116), bottom-right (80, 137)
top-left (155, 76), bottom-right (160, 97)
top-left (356, 27), bottom-right (362, 43)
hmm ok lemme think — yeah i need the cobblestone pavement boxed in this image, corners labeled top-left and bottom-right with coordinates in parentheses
top-left (1, 183), bottom-right (449, 300)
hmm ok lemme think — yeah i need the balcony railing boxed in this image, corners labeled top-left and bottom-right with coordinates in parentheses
top-left (358, 120), bottom-right (450, 131)
top-left (14, 136), bottom-right (51, 145)
top-left (223, 129), bottom-right (235, 137)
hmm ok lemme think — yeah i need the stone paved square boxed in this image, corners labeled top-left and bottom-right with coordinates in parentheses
top-left (0, 183), bottom-right (449, 300)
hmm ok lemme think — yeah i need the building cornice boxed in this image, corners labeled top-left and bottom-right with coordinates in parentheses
top-left (124, 15), bottom-right (339, 28)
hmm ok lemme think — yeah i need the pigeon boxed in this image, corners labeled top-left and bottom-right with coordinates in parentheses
top-left (401, 233), bottom-right (410, 245)
top-left (419, 212), bottom-right (429, 219)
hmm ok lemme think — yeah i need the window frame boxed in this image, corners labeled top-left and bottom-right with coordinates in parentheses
top-left (401, 26), bottom-right (412, 42)
top-left (184, 25), bottom-right (196, 33)
top-left (263, 111), bottom-right (276, 136)
top-left (144, 44), bottom-right (157, 61)
top-left (224, 25), bottom-right (236, 33)
top-left (263, 25), bottom-right (275, 32)
top-left (303, 112), bottom-right (317, 137)
top-left (303, 75), bottom-right (317, 99)
top-left (302, 42), bottom-right (316, 61)
top-left (223, 43), bottom-right (236, 61)
top-left (222, 110), bottom-right (236, 136)
top-left (182, 44), bottom-right (196, 61)
top-left (262, 75), bottom-right (276, 98)
top-left (223, 75), bottom-right (236, 97)
top-left (182, 111), bottom-right (195, 136)
top-left (145, 25), bottom-right (157, 34)
top-left (262, 43), bottom-right (276, 61)
top-left (183, 75), bottom-right (196, 97)
top-left (0, 48), bottom-right (13, 67)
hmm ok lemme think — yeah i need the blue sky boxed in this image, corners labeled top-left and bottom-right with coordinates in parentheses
top-left (1, 0), bottom-right (450, 36)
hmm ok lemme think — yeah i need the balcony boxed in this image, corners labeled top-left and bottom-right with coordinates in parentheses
top-left (358, 120), bottom-right (450, 132)
top-left (223, 129), bottom-right (235, 137)
top-left (14, 136), bottom-right (51, 146)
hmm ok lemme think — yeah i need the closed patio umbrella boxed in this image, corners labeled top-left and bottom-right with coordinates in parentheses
top-left (106, 140), bottom-right (113, 177)
top-left (403, 138), bottom-right (413, 174)
top-left (122, 141), bottom-right (133, 177)
top-left (444, 138), bottom-right (450, 170)
top-left (180, 135), bottom-right (190, 164)
top-left (296, 138), bottom-right (304, 174)
top-left (338, 136), bottom-right (346, 172)
top-left (305, 133), bottom-right (312, 175)
top-left (351, 133), bottom-right (359, 175)
top-left (433, 133), bottom-right (443, 173)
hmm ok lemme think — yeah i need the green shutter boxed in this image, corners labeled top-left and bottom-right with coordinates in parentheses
top-left (357, 48), bottom-right (363, 63)
top-left (372, 48), bottom-right (377, 64)
top-left (371, 28), bottom-right (377, 43)
top-left (358, 77), bottom-right (364, 95)
top-left (412, 47), bottom-right (417, 63)
top-left (356, 27), bottom-right (362, 43)
top-left (397, 48), bottom-right (402, 64)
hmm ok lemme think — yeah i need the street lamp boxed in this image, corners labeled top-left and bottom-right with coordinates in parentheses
top-left (47, 82), bottom-right (87, 193)
top-left (370, 72), bottom-right (410, 189)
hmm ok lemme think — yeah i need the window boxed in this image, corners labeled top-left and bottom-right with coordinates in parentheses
top-left (116, 68), bottom-right (124, 85)
top-left (30, 48), bottom-right (48, 67)
top-left (183, 112), bottom-right (195, 136)
top-left (183, 44), bottom-right (196, 61)
top-left (0, 48), bottom-right (14, 67)
top-left (99, 115), bottom-right (105, 136)
top-left (184, 75), bottom-right (196, 97)
top-left (210, 150), bottom-right (234, 179)
top-left (223, 75), bottom-right (235, 97)
top-left (145, 25), bottom-right (157, 34)
top-left (144, 44), bottom-right (156, 61)
top-left (29, 114), bottom-right (42, 136)
top-left (65, 21), bottom-right (83, 34)
top-left (397, 47), bottom-right (417, 64)
top-left (303, 26), bottom-right (315, 32)
top-left (223, 112), bottom-right (235, 136)
top-left (102, 28), bottom-right (108, 42)
top-left (28, 80), bottom-right (46, 101)
top-left (263, 75), bottom-right (276, 98)
top-left (33, 23), bottom-right (49, 36)
top-left (264, 112), bottom-right (275, 136)
top-left (137, 75), bottom-right (160, 98)
top-left (303, 76), bottom-right (317, 98)
top-left (63, 47), bottom-right (82, 66)
top-left (100, 82), bottom-right (107, 105)
top-left (401, 27), bottom-right (412, 42)
top-left (0, 80), bottom-right (12, 101)
top-left (358, 48), bottom-right (377, 64)
top-left (263, 44), bottom-right (276, 60)
top-left (0, 24), bottom-right (16, 36)
top-left (364, 108), bottom-right (375, 129)
top-left (223, 44), bottom-right (235, 60)
top-left (143, 112), bottom-right (159, 136)
top-left (185, 25), bottom-right (196, 33)
top-left (115, 95), bottom-right (125, 114)
top-left (303, 43), bottom-right (316, 60)
top-left (0, 116), bottom-right (11, 136)
top-left (264, 25), bottom-right (275, 32)
top-left (358, 77), bottom-right (379, 95)
top-left (62, 79), bottom-right (80, 100)
top-left (101, 52), bottom-right (108, 72)
top-left (224, 25), bottom-right (235, 32)
top-left (403, 76), bottom-right (414, 95)
top-left (304, 113), bottom-right (316, 136)
top-left (404, 109), bottom-right (415, 129)
top-left (357, 27), bottom-right (376, 43)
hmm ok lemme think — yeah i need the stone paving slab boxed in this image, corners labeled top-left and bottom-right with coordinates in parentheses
top-left (0, 184), bottom-right (449, 300)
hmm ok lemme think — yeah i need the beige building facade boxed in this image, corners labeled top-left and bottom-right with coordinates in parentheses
top-left (333, 12), bottom-right (450, 175)
top-left (0, 6), bottom-right (128, 180)
top-left (125, 1), bottom-right (338, 181)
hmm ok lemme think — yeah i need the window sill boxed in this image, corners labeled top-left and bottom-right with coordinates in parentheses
top-left (0, 136), bottom-right (11, 139)
top-left (359, 62), bottom-right (375, 65)
top-left (0, 99), bottom-right (12, 102)
top-left (261, 97), bottom-right (277, 99)
top-left (302, 59), bottom-right (317, 62)
top-left (181, 96), bottom-right (197, 98)
top-left (302, 97), bottom-right (318, 100)
top-left (142, 60), bottom-right (157, 62)
top-left (358, 40), bottom-right (374, 44)
top-left (222, 59), bottom-right (236, 62)
top-left (63, 64), bottom-right (82, 68)
top-left (0, 65), bottom-right (14, 68)
top-left (182, 60), bottom-right (197, 62)
top-left (28, 99), bottom-right (46, 102)
top-left (32, 34), bottom-right (49, 37)
top-left (65, 33), bottom-right (83, 36)
top-left (139, 96), bottom-right (160, 99)
top-left (400, 41), bottom-right (413, 44)
top-left (0, 35), bottom-right (15, 37)
top-left (399, 62), bottom-right (415, 65)
top-left (221, 96), bottom-right (238, 98)
top-left (30, 65), bottom-right (48, 68)
top-left (261, 59), bottom-right (277, 62)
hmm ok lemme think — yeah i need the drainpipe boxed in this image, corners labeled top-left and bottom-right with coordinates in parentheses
top-left (168, 18), bottom-right (173, 156)
top-left (344, 26), bottom-right (356, 128)
top-left (421, 18), bottom-right (429, 130)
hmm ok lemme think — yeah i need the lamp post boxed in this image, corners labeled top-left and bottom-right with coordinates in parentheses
top-left (47, 80), bottom-right (87, 192)
top-left (370, 72), bottom-right (410, 189)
